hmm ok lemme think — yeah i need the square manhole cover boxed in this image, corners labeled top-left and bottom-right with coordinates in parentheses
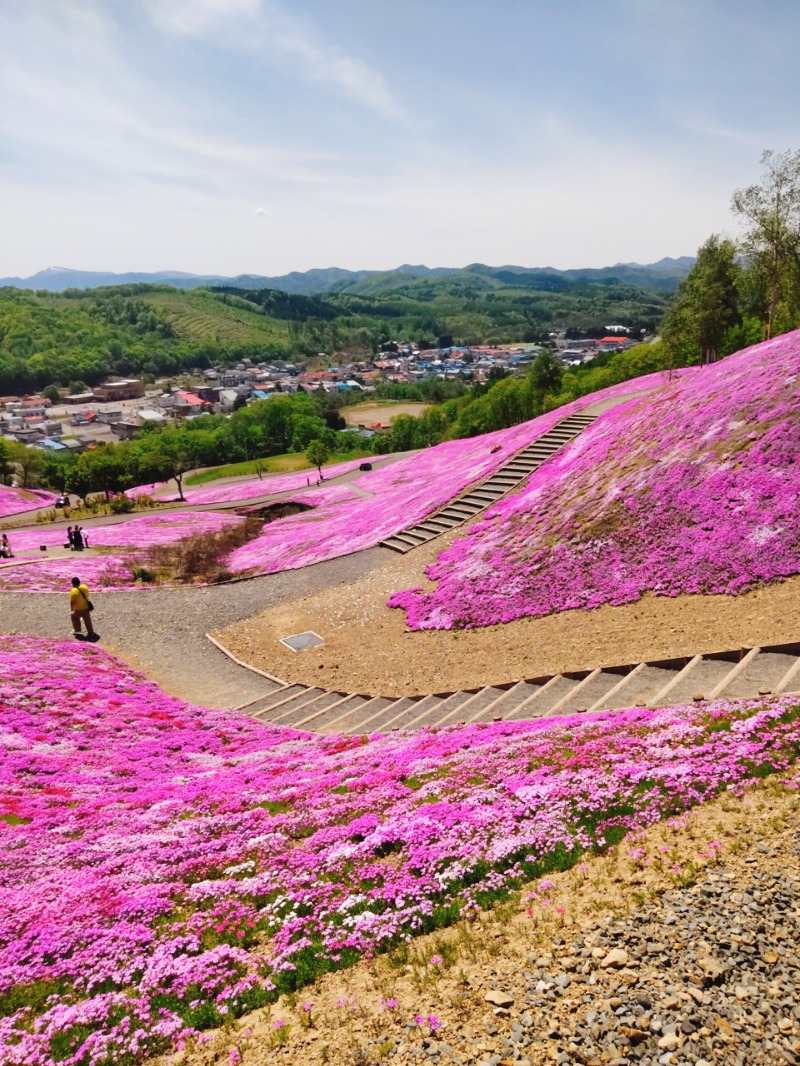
top-left (280, 631), bottom-right (325, 652)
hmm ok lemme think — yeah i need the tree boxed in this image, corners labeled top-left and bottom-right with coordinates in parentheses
top-left (65, 456), bottom-right (97, 505)
top-left (79, 444), bottom-right (129, 500)
top-left (42, 384), bottom-right (60, 404)
top-left (8, 441), bottom-right (43, 488)
top-left (528, 351), bottom-right (564, 414)
top-left (732, 149), bottom-right (800, 338)
top-left (137, 432), bottom-right (195, 501)
top-left (306, 439), bottom-right (330, 479)
top-left (0, 440), bottom-right (13, 485)
top-left (39, 452), bottom-right (76, 493)
top-left (661, 235), bottom-right (741, 365)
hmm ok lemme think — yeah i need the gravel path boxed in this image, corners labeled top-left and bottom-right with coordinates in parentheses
top-left (0, 547), bottom-right (393, 707)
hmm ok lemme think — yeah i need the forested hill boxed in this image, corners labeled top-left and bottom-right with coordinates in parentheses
top-left (0, 271), bottom-right (674, 394)
top-left (0, 258), bottom-right (693, 296)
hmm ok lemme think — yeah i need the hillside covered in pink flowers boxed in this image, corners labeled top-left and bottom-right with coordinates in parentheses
top-left (2, 636), bottom-right (800, 1064)
top-left (389, 330), bottom-right (800, 630)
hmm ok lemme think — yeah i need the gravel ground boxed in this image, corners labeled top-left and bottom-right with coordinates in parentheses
top-left (0, 547), bottom-right (393, 707)
top-left (219, 535), bottom-right (800, 697)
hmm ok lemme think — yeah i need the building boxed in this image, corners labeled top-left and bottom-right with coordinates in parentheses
top-left (109, 421), bottom-right (140, 440)
top-left (173, 391), bottom-right (211, 416)
top-left (221, 370), bottom-right (248, 388)
top-left (92, 380), bottom-right (145, 402)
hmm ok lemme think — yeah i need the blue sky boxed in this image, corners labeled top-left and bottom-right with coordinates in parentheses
top-left (2, 0), bottom-right (799, 276)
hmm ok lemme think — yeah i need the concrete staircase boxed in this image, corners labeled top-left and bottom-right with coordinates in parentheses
top-left (379, 412), bottom-right (597, 553)
top-left (234, 642), bottom-right (800, 735)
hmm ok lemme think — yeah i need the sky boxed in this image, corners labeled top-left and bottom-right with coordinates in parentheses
top-left (2, 0), bottom-right (799, 278)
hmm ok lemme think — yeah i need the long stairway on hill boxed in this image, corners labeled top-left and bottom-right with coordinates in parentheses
top-left (229, 642), bottom-right (800, 735)
top-left (379, 412), bottom-right (597, 553)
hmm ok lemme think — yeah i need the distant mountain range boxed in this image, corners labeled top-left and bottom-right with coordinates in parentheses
top-left (0, 257), bottom-right (695, 296)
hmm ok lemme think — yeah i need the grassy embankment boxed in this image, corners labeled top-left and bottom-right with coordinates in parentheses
top-left (184, 450), bottom-right (373, 486)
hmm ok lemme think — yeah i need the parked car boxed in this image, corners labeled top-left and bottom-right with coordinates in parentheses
top-left (55, 495), bottom-right (70, 508)
top-left (359, 462), bottom-right (373, 472)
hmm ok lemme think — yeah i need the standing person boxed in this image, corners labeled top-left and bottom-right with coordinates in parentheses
top-left (75, 526), bottom-right (85, 551)
top-left (66, 526), bottom-right (75, 550)
top-left (0, 534), bottom-right (12, 558)
top-left (69, 577), bottom-right (95, 639)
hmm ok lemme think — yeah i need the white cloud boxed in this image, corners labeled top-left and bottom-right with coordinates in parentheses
top-left (271, 27), bottom-right (412, 125)
top-left (254, 206), bottom-right (273, 217)
top-left (144, 0), bottom-right (412, 124)
top-left (145, 0), bottom-right (261, 37)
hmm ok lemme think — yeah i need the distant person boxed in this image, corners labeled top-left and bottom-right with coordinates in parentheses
top-left (0, 534), bottom-right (12, 558)
top-left (74, 526), bottom-right (85, 551)
top-left (69, 577), bottom-right (95, 639)
top-left (66, 526), bottom-right (75, 550)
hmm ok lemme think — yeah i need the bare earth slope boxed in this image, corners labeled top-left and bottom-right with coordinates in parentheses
top-left (218, 529), bottom-right (800, 696)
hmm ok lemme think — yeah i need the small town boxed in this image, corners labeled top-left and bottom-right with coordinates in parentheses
top-left (0, 331), bottom-right (638, 451)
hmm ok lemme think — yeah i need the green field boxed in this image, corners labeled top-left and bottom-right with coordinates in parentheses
top-left (184, 449), bottom-right (373, 486)
top-left (144, 290), bottom-right (290, 348)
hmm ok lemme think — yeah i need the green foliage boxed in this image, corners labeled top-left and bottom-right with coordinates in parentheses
top-left (732, 149), bottom-right (800, 338)
top-left (0, 439), bottom-right (14, 485)
top-left (0, 270), bottom-right (673, 393)
top-left (108, 494), bottom-right (135, 514)
top-left (661, 235), bottom-right (741, 365)
top-left (306, 438), bottom-right (330, 474)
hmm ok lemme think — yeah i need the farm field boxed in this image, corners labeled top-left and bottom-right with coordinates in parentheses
top-left (341, 401), bottom-right (430, 426)
top-left (144, 289), bottom-right (291, 347)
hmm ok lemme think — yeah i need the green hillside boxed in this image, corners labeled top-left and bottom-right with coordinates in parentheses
top-left (0, 286), bottom-right (293, 393)
top-left (0, 272), bottom-right (673, 394)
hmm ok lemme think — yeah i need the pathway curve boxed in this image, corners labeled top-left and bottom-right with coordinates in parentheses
top-left (0, 547), bottom-right (392, 707)
top-left (0, 389), bottom-right (672, 716)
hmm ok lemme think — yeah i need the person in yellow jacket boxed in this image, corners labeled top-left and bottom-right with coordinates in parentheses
top-left (69, 577), bottom-right (95, 639)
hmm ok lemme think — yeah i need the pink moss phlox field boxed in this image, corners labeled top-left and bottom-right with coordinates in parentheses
top-left (388, 332), bottom-right (800, 629)
top-left (158, 458), bottom-right (378, 506)
top-left (0, 486), bottom-right (58, 519)
top-left (280, 485), bottom-right (361, 507)
top-left (125, 482), bottom-right (165, 499)
top-left (0, 512), bottom-right (245, 592)
top-left (4, 636), bottom-right (800, 1064)
top-left (222, 376), bottom-right (680, 576)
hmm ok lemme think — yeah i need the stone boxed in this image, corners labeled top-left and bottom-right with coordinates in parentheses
top-left (484, 991), bottom-right (514, 1009)
top-left (600, 949), bottom-right (630, 969)
top-left (657, 1032), bottom-right (679, 1051)
top-left (697, 955), bottom-right (724, 981)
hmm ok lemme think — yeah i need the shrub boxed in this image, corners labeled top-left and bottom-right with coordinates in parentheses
top-left (146, 517), bottom-right (263, 584)
top-left (109, 494), bottom-right (135, 515)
